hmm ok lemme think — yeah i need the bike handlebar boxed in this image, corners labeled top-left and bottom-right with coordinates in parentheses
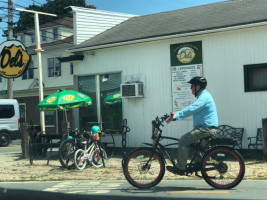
top-left (151, 113), bottom-right (177, 140)
top-left (153, 113), bottom-right (173, 128)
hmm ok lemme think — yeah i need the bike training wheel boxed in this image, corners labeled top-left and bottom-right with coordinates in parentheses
top-left (74, 149), bottom-right (87, 170)
top-left (123, 147), bottom-right (165, 189)
top-left (92, 148), bottom-right (107, 168)
top-left (201, 146), bottom-right (245, 189)
top-left (58, 139), bottom-right (76, 169)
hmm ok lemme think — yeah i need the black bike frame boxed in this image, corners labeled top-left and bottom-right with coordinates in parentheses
top-left (143, 136), bottom-right (179, 167)
top-left (143, 119), bottom-right (215, 175)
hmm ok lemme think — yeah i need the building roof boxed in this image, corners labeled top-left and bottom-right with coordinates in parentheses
top-left (28, 35), bottom-right (73, 51)
top-left (18, 17), bottom-right (73, 34)
top-left (70, 0), bottom-right (267, 52)
top-left (39, 17), bottom-right (73, 29)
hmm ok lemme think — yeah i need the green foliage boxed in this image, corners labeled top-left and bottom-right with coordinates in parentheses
top-left (14, 0), bottom-right (86, 34)
top-left (14, 5), bottom-right (44, 34)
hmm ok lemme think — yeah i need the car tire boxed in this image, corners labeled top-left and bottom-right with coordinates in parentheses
top-left (0, 132), bottom-right (10, 147)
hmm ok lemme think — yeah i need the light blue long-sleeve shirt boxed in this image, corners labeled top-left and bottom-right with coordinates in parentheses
top-left (174, 90), bottom-right (218, 127)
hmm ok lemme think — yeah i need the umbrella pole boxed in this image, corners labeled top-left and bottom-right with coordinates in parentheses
top-left (64, 110), bottom-right (70, 138)
top-left (65, 110), bottom-right (69, 125)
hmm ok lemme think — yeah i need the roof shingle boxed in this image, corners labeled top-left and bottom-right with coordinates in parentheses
top-left (70, 0), bottom-right (267, 51)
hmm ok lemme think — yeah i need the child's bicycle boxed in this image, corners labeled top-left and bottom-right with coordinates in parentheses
top-left (58, 127), bottom-right (86, 169)
top-left (122, 114), bottom-right (245, 189)
top-left (74, 126), bottom-right (107, 170)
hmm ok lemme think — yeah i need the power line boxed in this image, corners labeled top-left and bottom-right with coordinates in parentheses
top-left (13, 3), bottom-right (27, 9)
top-left (32, 0), bottom-right (44, 6)
top-left (1, 4), bottom-right (74, 43)
top-left (0, 0), bottom-right (8, 4)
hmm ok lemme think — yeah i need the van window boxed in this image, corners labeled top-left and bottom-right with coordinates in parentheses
top-left (0, 105), bottom-right (15, 118)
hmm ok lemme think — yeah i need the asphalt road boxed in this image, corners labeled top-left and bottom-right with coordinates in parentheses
top-left (0, 180), bottom-right (266, 200)
top-left (1, 141), bottom-right (267, 200)
top-left (0, 141), bottom-right (21, 152)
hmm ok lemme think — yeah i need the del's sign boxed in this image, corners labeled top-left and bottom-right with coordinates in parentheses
top-left (0, 40), bottom-right (31, 78)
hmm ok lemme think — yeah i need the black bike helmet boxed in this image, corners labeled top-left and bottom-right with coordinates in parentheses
top-left (188, 76), bottom-right (207, 89)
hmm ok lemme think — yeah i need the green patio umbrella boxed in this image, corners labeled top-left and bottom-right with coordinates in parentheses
top-left (37, 88), bottom-right (92, 111)
top-left (104, 92), bottom-right (122, 104)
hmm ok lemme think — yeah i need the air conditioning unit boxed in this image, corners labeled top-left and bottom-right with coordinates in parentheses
top-left (54, 71), bottom-right (61, 76)
top-left (120, 82), bottom-right (144, 98)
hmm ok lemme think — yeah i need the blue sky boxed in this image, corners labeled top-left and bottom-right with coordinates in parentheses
top-left (0, 0), bottom-right (226, 42)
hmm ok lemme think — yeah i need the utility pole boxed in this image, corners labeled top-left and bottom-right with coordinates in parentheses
top-left (16, 8), bottom-right (57, 134)
top-left (7, 0), bottom-right (13, 99)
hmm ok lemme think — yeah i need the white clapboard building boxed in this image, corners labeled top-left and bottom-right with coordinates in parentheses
top-left (65, 0), bottom-right (267, 149)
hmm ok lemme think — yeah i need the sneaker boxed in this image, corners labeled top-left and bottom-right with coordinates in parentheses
top-left (166, 166), bottom-right (185, 175)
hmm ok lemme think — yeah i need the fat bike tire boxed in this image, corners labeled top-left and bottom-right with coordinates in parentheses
top-left (123, 147), bottom-right (165, 189)
top-left (201, 146), bottom-right (245, 189)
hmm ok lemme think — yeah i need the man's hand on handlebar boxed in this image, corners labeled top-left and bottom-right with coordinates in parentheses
top-left (166, 112), bottom-right (177, 124)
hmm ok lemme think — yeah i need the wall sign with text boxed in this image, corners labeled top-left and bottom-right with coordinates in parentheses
top-left (170, 41), bottom-right (203, 112)
top-left (0, 40), bottom-right (31, 78)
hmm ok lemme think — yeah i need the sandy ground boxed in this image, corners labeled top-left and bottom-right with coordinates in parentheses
top-left (1, 150), bottom-right (267, 182)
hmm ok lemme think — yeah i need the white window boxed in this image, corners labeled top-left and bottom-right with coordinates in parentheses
top-left (70, 63), bottom-right (73, 75)
top-left (78, 73), bottom-right (122, 130)
top-left (20, 35), bottom-right (25, 44)
top-left (31, 34), bottom-right (35, 44)
top-left (48, 57), bottom-right (61, 77)
top-left (45, 111), bottom-right (55, 126)
top-left (22, 61), bottom-right (34, 80)
top-left (41, 30), bottom-right (47, 42)
top-left (53, 28), bottom-right (58, 40)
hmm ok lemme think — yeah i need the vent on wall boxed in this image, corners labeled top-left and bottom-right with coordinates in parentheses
top-left (120, 83), bottom-right (144, 98)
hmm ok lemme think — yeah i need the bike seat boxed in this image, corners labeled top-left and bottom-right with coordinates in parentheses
top-left (81, 141), bottom-right (87, 145)
top-left (201, 136), bottom-right (212, 140)
top-left (191, 136), bottom-right (212, 149)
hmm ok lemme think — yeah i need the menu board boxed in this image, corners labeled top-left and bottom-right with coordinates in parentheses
top-left (171, 64), bottom-right (203, 112)
top-left (170, 41), bottom-right (203, 112)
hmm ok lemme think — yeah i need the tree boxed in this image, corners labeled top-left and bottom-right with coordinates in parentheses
top-left (13, 0), bottom-right (86, 34)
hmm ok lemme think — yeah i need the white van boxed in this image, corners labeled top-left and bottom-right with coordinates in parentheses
top-left (0, 99), bottom-right (21, 147)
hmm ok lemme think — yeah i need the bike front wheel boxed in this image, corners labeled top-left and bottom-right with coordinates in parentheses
top-left (123, 147), bottom-right (165, 189)
top-left (74, 149), bottom-right (87, 170)
top-left (201, 146), bottom-right (245, 189)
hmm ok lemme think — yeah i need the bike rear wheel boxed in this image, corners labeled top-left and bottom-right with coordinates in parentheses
top-left (123, 147), bottom-right (165, 189)
top-left (92, 147), bottom-right (107, 168)
top-left (58, 139), bottom-right (76, 169)
top-left (201, 146), bottom-right (245, 189)
top-left (74, 149), bottom-right (87, 170)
